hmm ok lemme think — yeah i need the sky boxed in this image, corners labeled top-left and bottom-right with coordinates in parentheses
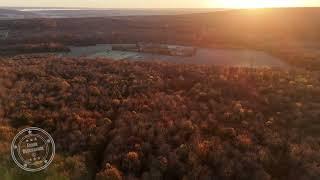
top-left (1, 0), bottom-right (320, 9)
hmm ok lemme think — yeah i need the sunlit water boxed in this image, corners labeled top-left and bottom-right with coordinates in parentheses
top-left (61, 44), bottom-right (289, 68)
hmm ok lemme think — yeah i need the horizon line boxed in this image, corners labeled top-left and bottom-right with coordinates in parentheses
top-left (1, 6), bottom-right (320, 10)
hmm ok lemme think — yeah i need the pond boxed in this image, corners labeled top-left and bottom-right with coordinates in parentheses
top-left (61, 44), bottom-right (289, 68)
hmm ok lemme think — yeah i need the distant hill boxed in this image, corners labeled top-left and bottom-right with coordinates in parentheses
top-left (188, 8), bottom-right (320, 32)
top-left (0, 8), bottom-right (38, 19)
top-left (1, 7), bottom-right (320, 70)
top-left (0, 8), bottom-right (221, 19)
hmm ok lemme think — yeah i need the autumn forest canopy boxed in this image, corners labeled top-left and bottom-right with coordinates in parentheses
top-left (0, 7), bottom-right (320, 180)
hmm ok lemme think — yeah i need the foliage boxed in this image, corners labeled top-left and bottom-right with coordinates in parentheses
top-left (0, 56), bottom-right (320, 179)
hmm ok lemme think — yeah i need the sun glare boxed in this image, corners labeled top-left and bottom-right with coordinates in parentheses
top-left (210, 0), bottom-right (302, 9)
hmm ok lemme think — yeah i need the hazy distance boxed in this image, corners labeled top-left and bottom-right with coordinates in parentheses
top-left (1, 0), bottom-right (320, 9)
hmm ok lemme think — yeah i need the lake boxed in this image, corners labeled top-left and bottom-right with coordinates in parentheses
top-left (61, 44), bottom-right (289, 68)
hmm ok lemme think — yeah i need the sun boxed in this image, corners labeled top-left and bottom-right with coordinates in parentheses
top-left (209, 0), bottom-right (300, 9)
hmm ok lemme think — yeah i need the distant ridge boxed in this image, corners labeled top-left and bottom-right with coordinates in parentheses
top-left (0, 8), bottom-right (38, 19)
top-left (0, 7), bottom-right (223, 19)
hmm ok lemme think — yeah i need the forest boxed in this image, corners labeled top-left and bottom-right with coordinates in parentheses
top-left (1, 8), bottom-right (320, 70)
top-left (0, 55), bottom-right (319, 179)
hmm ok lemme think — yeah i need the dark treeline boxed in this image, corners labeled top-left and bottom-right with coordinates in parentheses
top-left (0, 43), bottom-right (70, 55)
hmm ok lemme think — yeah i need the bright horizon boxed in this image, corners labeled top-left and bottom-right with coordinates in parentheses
top-left (1, 0), bottom-right (320, 9)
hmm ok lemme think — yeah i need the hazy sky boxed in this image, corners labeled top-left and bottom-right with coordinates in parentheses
top-left (1, 0), bottom-right (320, 8)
